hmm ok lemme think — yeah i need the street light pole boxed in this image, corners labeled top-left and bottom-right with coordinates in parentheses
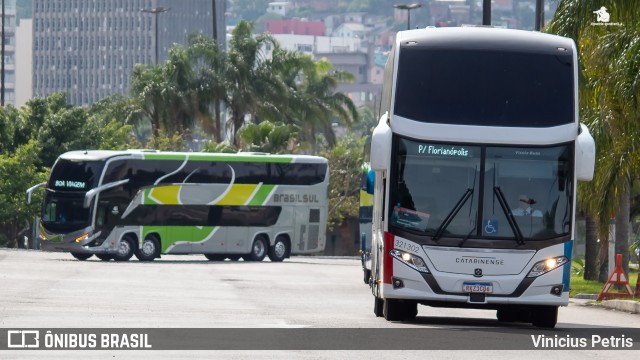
top-left (1, 0), bottom-right (5, 106)
top-left (141, 7), bottom-right (170, 65)
top-left (394, 3), bottom-right (422, 30)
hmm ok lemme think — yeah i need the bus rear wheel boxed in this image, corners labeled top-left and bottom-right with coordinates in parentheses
top-left (267, 236), bottom-right (289, 262)
top-left (135, 235), bottom-right (160, 262)
top-left (71, 252), bottom-right (92, 261)
top-left (113, 235), bottom-right (135, 262)
top-left (246, 235), bottom-right (268, 262)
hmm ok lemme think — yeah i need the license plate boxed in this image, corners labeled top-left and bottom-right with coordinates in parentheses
top-left (463, 282), bottom-right (493, 293)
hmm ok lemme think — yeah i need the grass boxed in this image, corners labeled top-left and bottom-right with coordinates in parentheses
top-left (570, 261), bottom-right (639, 300)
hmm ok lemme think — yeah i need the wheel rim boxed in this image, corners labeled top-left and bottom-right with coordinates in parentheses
top-left (118, 239), bottom-right (131, 256)
top-left (253, 239), bottom-right (266, 257)
top-left (274, 240), bottom-right (286, 258)
top-left (142, 239), bottom-right (156, 256)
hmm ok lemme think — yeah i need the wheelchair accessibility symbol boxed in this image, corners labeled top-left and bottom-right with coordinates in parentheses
top-left (484, 220), bottom-right (498, 235)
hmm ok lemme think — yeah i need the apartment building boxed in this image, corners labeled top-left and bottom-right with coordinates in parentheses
top-left (32, 0), bottom-right (224, 106)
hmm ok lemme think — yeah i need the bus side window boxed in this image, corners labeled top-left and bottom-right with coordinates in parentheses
top-left (96, 206), bottom-right (107, 226)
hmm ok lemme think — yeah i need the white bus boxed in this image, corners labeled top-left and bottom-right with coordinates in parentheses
top-left (367, 27), bottom-right (595, 328)
top-left (27, 150), bottom-right (328, 262)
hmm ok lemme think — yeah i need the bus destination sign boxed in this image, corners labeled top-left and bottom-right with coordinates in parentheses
top-left (54, 180), bottom-right (87, 189)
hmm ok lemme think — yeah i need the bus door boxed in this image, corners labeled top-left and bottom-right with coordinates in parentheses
top-left (294, 208), bottom-right (322, 252)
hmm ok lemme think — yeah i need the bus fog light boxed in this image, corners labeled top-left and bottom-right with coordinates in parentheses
top-left (390, 249), bottom-right (430, 273)
top-left (527, 256), bottom-right (568, 277)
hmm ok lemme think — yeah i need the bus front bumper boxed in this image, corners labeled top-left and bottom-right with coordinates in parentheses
top-left (39, 229), bottom-right (117, 254)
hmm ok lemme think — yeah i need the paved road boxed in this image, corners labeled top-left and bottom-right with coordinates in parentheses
top-left (1, 249), bottom-right (639, 359)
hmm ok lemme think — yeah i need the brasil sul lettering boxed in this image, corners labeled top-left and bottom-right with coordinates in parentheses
top-left (273, 194), bottom-right (319, 203)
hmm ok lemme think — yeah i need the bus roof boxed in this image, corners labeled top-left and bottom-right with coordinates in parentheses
top-left (395, 27), bottom-right (574, 55)
top-left (59, 150), bottom-right (328, 164)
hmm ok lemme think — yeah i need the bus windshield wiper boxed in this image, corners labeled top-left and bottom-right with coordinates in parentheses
top-left (432, 188), bottom-right (473, 241)
top-left (493, 186), bottom-right (524, 245)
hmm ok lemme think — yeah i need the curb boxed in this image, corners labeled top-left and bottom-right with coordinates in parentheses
top-left (600, 299), bottom-right (640, 314)
top-left (573, 294), bottom-right (640, 314)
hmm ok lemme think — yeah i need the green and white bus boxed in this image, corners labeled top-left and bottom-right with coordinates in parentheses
top-left (26, 150), bottom-right (329, 262)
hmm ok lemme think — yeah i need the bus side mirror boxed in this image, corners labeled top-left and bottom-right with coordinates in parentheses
top-left (370, 113), bottom-right (392, 171)
top-left (576, 123), bottom-right (595, 181)
top-left (366, 169), bottom-right (375, 195)
top-left (26, 182), bottom-right (46, 205)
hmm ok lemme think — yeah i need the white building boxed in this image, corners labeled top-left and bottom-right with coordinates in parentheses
top-left (266, 2), bottom-right (291, 17)
top-left (1, 0), bottom-right (17, 106)
top-left (15, 19), bottom-right (32, 107)
top-left (272, 34), bottom-right (363, 55)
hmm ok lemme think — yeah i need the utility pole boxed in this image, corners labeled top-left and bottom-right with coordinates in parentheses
top-left (482, 0), bottom-right (491, 26)
top-left (1, 0), bottom-right (5, 106)
top-left (535, 0), bottom-right (544, 31)
top-left (141, 7), bottom-right (170, 65)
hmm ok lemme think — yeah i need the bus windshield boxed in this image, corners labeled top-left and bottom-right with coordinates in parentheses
top-left (48, 159), bottom-right (105, 192)
top-left (42, 192), bottom-right (92, 231)
top-left (393, 48), bottom-right (574, 127)
top-left (389, 137), bottom-right (573, 242)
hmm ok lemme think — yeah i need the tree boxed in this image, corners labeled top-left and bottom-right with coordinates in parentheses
top-left (238, 121), bottom-right (299, 154)
top-left (0, 141), bottom-right (49, 248)
top-left (547, 0), bottom-right (640, 277)
top-left (36, 106), bottom-right (100, 167)
top-left (321, 135), bottom-right (365, 230)
top-left (225, 21), bottom-right (284, 146)
top-left (186, 33), bottom-right (228, 142)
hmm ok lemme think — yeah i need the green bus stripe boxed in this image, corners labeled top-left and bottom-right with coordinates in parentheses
top-left (142, 153), bottom-right (294, 163)
top-left (248, 184), bottom-right (275, 205)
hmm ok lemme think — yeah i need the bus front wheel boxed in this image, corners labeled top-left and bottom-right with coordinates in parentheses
top-left (374, 296), bottom-right (384, 317)
top-left (267, 236), bottom-right (289, 262)
top-left (531, 306), bottom-right (558, 328)
top-left (135, 235), bottom-right (160, 262)
top-left (113, 235), bottom-right (135, 262)
top-left (246, 235), bottom-right (268, 262)
top-left (71, 252), bottom-right (92, 261)
top-left (95, 254), bottom-right (113, 261)
top-left (204, 254), bottom-right (225, 261)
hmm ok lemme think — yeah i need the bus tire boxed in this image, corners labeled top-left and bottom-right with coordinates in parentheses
top-left (113, 235), bottom-right (135, 262)
top-left (363, 269), bottom-right (371, 284)
top-left (71, 252), bottom-right (92, 261)
top-left (95, 254), bottom-right (113, 261)
top-left (374, 296), bottom-right (384, 317)
top-left (204, 254), bottom-right (225, 261)
top-left (531, 306), bottom-right (558, 328)
top-left (383, 299), bottom-right (404, 321)
top-left (403, 301), bottom-right (418, 320)
top-left (496, 307), bottom-right (519, 322)
top-left (135, 234), bottom-right (160, 262)
top-left (268, 236), bottom-right (289, 262)
top-left (246, 235), bottom-right (268, 262)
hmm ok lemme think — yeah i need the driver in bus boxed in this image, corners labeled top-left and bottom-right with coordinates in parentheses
top-left (512, 195), bottom-right (542, 217)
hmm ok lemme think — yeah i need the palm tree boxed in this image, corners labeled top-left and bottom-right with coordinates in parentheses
top-left (293, 58), bottom-right (359, 153)
top-left (225, 20), bottom-right (282, 146)
top-left (547, 0), bottom-right (640, 276)
top-left (130, 64), bottom-right (169, 139)
top-left (186, 33), bottom-right (228, 142)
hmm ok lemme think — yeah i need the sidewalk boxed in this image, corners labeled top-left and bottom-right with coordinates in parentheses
top-left (574, 294), bottom-right (640, 314)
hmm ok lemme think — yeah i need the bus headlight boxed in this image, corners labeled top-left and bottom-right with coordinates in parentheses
top-left (390, 249), bottom-right (430, 273)
top-left (526, 256), bottom-right (568, 277)
top-left (75, 233), bottom-right (89, 243)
